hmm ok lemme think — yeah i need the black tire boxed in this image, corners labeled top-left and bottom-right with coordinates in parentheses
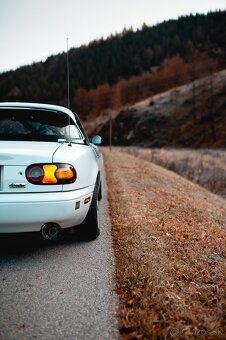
top-left (77, 183), bottom-right (100, 241)
top-left (98, 181), bottom-right (102, 201)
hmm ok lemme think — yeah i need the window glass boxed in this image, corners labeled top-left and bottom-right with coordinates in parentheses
top-left (0, 108), bottom-right (84, 141)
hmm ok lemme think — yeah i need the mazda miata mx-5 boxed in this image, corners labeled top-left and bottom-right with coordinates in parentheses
top-left (0, 102), bottom-right (102, 241)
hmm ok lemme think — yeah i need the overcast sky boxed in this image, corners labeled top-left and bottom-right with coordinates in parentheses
top-left (1, 0), bottom-right (226, 73)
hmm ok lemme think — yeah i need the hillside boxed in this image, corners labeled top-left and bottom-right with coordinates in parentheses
top-left (103, 148), bottom-right (226, 338)
top-left (97, 69), bottom-right (226, 148)
top-left (0, 10), bottom-right (226, 121)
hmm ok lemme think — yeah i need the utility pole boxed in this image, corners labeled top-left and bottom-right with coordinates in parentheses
top-left (109, 115), bottom-right (112, 152)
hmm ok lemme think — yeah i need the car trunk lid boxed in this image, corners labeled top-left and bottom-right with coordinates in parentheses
top-left (0, 141), bottom-right (63, 193)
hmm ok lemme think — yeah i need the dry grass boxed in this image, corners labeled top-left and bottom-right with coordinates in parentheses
top-left (102, 147), bottom-right (226, 339)
top-left (119, 147), bottom-right (226, 197)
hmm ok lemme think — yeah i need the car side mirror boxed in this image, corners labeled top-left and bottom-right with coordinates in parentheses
top-left (92, 135), bottom-right (102, 145)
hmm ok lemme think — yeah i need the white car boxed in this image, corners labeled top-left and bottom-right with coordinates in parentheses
top-left (0, 102), bottom-right (102, 241)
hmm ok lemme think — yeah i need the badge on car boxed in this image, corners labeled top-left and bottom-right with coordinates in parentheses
top-left (9, 183), bottom-right (26, 188)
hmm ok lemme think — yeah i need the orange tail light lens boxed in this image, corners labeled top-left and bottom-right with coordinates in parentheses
top-left (43, 164), bottom-right (58, 184)
top-left (55, 167), bottom-right (75, 181)
top-left (26, 163), bottom-right (76, 185)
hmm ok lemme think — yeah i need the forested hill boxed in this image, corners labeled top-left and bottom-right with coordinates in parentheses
top-left (0, 10), bottom-right (226, 117)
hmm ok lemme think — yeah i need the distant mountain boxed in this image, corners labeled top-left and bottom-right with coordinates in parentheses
top-left (0, 10), bottom-right (226, 120)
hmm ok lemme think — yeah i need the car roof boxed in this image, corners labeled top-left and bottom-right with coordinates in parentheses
top-left (0, 102), bottom-right (75, 119)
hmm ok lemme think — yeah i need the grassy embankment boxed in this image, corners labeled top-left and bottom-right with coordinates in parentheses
top-left (102, 148), bottom-right (226, 339)
top-left (118, 147), bottom-right (226, 198)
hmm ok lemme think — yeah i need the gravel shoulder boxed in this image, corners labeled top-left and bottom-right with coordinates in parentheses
top-left (0, 168), bottom-right (118, 340)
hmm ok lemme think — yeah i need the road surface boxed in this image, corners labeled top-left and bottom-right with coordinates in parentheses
top-left (0, 171), bottom-right (118, 340)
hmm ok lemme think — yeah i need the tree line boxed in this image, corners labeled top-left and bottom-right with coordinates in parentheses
top-left (0, 10), bottom-right (225, 122)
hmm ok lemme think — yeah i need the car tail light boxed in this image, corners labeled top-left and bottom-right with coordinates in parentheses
top-left (28, 165), bottom-right (44, 183)
top-left (26, 163), bottom-right (76, 185)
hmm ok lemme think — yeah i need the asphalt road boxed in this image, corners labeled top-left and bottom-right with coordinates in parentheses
top-left (0, 172), bottom-right (119, 340)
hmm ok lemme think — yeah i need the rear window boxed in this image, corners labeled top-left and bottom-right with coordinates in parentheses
top-left (0, 108), bottom-right (84, 141)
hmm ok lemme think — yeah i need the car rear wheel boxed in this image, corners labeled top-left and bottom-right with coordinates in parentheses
top-left (77, 183), bottom-right (100, 241)
top-left (98, 181), bottom-right (102, 201)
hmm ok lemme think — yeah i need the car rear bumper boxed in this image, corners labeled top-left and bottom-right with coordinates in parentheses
top-left (0, 186), bottom-right (94, 233)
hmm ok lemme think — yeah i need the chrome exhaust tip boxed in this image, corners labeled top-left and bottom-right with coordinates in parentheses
top-left (41, 223), bottom-right (60, 241)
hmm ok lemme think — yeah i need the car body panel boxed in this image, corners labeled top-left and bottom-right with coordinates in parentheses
top-left (0, 141), bottom-right (63, 193)
top-left (0, 141), bottom-right (61, 166)
top-left (0, 142), bottom-right (100, 193)
top-left (53, 143), bottom-right (100, 192)
top-left (0, 186), bottom-right (94, 232)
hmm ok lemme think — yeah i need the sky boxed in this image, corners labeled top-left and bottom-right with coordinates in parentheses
top-left (1, 0), bottom-right (226, 73)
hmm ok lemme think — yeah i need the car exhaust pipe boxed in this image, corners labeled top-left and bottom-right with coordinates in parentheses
top-left (41, 223), bottom-right (60, 241)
